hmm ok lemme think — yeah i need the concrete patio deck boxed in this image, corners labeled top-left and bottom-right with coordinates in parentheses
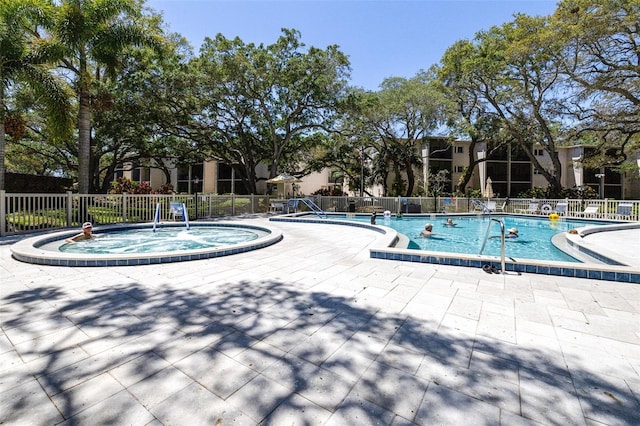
top-left (1, 217), bottom-right (639, 425)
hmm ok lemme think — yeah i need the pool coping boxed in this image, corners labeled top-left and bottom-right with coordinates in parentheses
top-left (270, 213), bottom-right (640, 284)
top-left (10, 221), bottom-right (283, 267)
top-left (564, 222), bottom-right (640, 266)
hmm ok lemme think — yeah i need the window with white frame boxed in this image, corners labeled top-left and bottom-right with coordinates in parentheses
top-left (534, 148), bottom-right (544, 156)
top-left (454, 146), bottom-right (464, 154)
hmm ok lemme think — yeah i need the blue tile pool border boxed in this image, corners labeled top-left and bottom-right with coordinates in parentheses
top-left (368, 247), bottom-right (640, 284)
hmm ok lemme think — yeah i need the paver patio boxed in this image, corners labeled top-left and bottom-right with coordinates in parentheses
top-left (1, 218), bottom-right (639, 425)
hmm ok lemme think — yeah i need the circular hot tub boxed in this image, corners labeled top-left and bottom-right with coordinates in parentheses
top-left (11, 222), bottom-right (282, 266)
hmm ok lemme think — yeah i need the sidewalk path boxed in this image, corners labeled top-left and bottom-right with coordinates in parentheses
top-left (1, 218), bottom-right (639, 425)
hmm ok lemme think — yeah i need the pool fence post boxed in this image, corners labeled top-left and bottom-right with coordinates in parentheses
top-left (0, 190), bottom-right (5, 237)
top-left (66, 191), bottom-right (73, 228)
top-left (122, 192), bottom-right (128, 223)
top-left (193, 191), bottom-right (198, 220)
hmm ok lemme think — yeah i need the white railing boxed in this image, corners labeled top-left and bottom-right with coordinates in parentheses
top-left (0, 191), bottom-right (276, 236)
top-left (1, 191), bottom-right (638, 236)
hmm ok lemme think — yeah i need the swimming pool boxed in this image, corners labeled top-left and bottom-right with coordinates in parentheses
top-left (11, 222), bottom-right (282, 266)
top-left (270, 213), bottom-right (639, 283)
top-left (347, 215), bottom-right (607, 262)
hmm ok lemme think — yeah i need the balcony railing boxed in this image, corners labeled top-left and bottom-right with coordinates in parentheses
top-left (1, 190), bottom-right (638, 236)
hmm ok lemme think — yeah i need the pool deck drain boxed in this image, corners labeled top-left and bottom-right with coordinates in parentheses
top-left (1, 217), bottom-right (639, 425)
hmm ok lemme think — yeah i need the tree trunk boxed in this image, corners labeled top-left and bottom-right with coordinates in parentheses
top-left (404, 158), bottom-right (415, 197)
top-left (234, 162), bottom-right (258, 194)
top-left (0, 92), bottom-right (5, 192)
top-left (77, 87), bottom-right (91, 194)
top-left (456, 139), bottom-right (479, 194)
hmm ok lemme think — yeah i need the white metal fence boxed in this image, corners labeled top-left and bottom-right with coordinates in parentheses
top-left (1, 190), bottom-right (638, 236)
top-left (312, 196), bottom-right (640, 221)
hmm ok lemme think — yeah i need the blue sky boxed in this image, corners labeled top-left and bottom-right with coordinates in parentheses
top-left (146, 0), bottom-right (559, 90)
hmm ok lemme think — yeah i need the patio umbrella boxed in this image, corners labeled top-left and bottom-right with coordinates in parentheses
top-left (485, 177), bottom-right (495, 199)
top-left (266, 173), bottom-right (302, 198)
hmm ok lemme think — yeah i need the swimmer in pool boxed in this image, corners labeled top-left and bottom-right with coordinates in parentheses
top-left (490, 227), bottom-right (519, 240)
top-left (444, 218), bottom-right (456, 227)
top-left (421, 223), bottom-right (435, 237)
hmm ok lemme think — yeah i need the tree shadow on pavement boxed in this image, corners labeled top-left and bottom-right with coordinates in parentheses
top-left (0, 277), bottom-right (638, 425)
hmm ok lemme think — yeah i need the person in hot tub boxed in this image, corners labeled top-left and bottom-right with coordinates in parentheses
top-left (65, 222), bottom-right (94, 243)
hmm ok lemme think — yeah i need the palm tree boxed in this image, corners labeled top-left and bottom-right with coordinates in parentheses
top-left (0, 0), bottom-right (72, 191)
top-left (43, 0), bottom-right (160, 193)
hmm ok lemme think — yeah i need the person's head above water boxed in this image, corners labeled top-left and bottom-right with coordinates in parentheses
top-left (82, 222), bottom-right (93, 234)
top-left (65, 222), bottom-right (93, 243)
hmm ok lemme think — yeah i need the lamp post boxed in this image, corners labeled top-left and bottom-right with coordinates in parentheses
top-left (193, 176), bottom-right (200, 220)
top-left (360, 146), bottom-right (365, 197)
top-left (595, 170), bottom-right (605, 199)
top-left (422, 145), bottom-right (429, 196)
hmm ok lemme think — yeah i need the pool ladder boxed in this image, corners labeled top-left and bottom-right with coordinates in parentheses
top-left (287, 198), bottom-right (327, 218)
top-left (479, 218), bottom-right (506, 273)
top-left (153, 202), bottom-right (190, 232)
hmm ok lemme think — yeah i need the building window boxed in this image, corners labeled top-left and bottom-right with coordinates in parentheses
top-left (454, 166), bottom-right (464, 173)
top-left (429, 159), bottom-right (453, 193)
top-left (114, 167), bottom-right (124, 180)
top-left (177, 164), bottom-right (203, 194)
top-left (487, 162), bottom-right (508, 181)
top-left (511, 163), bottom-right (531, 181)
top-left (511, 144), bottom-right (530, 161)
top-left (454, 146), bottom-right (464, 154)
top-left (132, 167), bottom-right (150, 183)
top-left (217, 162), bottom-right (248, 194)
top-left (534, 148), bottom-right (544, 156)
top-left (428, 139), bottom-right (452, 159)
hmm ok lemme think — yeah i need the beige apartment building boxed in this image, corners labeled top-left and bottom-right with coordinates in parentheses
top-left (119, 137), bottom-right (640, 199)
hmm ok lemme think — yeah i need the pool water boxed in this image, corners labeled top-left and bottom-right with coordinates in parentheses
top-left (351, 215), bottom-right (612, 263)
top-left (52, 226), bottom-right (266, 254)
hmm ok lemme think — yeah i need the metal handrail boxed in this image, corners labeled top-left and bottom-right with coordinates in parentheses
top-left (288, 198), bottom-right (327, 218)
top-left (479, 218), bottom-right (506, 273)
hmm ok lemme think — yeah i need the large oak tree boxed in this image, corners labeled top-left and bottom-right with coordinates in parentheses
top-left (190, 29), bottom-right (350, 194)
